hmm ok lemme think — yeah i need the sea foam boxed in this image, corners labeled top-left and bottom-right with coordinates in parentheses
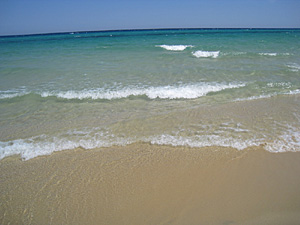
top-left (234, 89), bottom-right (300, 102)
top-left (156, 45), bottom-right (194, 51)
top-left (148, 134), bottom-right (258, 150)
top-left (0, 133), bottom-right (255, 160)
top-left (0, 91), bottom-right (29, 99)
top-left (265, 121), bottom-right (300, 153)
top-left (1, 123), bottom-right (300, 160)
top-left (0, 93), bottom-right (25, 99)
top-left (41, 83), bottom-right (245, 100)
top-left (0, 130), bottom-right (134, 160)
top-left (192, 51), bottom-right (220, 58)
top-left (259, 53), bottom-right (277, 56)
top-left (287, 63), bottom-right (300, 72)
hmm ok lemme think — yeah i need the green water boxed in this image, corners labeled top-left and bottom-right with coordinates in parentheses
top-left (0, 29), bottom-right (300, 160)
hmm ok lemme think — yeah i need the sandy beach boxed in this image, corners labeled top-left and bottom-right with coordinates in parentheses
top-left (1, 144), bottom-right (300, 225)
top-left (1, 4), bottom-right (300, 225)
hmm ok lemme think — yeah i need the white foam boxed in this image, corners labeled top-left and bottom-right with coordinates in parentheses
top-left (0, 131), bottom-right (134, 161)
top-left (41, 83), bottom-right (245, 100)
top-left (0, 91), bottom-right (28, 99)
top-left (0, 133), bottom-right (251, 161)
top-left (287, 63), bottom-right (300, 72)
top-left (235, 89), bottom-right (300, 102)
top-left (0, 130), bottom-right (261, 160)
top-left (2, 123), bottom-right (300, 160)
top-left (192, 50), bottom-right (220, 58)
top-left (156, 45), bottom-right (194, 51)
top-left (0, 93), bottom-right (23, 99)
top-left (265, 125), bottom-right (300, 153)
top-left (267, 82), bottom-right (291, 88)
top-left (259, 53), bottom-right (277, 56)
top-left (148, 134), bottom-right (258, 150)
top-left (223, 52), bottom-right (247, 56)
top-left (150, 129), bottom-right (300, 153)
top-left (286, 89), bottom-right (300, 95)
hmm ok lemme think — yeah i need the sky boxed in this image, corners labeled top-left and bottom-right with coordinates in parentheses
top-left (0, 0), bottom-right (300, 36)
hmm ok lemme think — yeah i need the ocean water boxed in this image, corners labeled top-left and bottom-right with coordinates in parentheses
top-left (0, 29), bottom-right (300, 160)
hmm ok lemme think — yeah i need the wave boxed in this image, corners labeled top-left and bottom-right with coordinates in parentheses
top-left (221, 52), bottom-right (291, 58)
top-left (0, 83), bottom-right (245, 101)
top-left (156, 45), bottom-right (194, 51)
top-left (266, 82), bottom-right (292, 88)
top-left (192, 50), bottom-right (220, 58)
top-left (0, 92), bottom-right (27, 99)
top-left (39, 83), bottom-right (246, 100)
top-left (266, 129), bottom-right (300, 153)
top-left (259, 52), bottom-right (291, 56)
top-left (150, 128), bottom-right (300, 152)
top-left (0, 134), bottom-right (250, 160)
top-left (0, 130), bottom-right (134, 160)
top-left (2, 85), bottom-right (298, 102)
top-left (2, 127), bottom-right (300, 160)
top-left (148, 134), bottom-right (258, 150)
top-left (41, 83), bottom-right (245, 100)
top-left (0, 90), bottom-right (29, 99)
top-left (234, 94), bottom-right (274, 102)
top-left (259, 53), bottom-right (277, 56)
top-left (287, 89), bottom-right (300, 95)
top-left (287, 63), bottom-right (300, 72)
top-left (234, 89), bottom-right (300, 102)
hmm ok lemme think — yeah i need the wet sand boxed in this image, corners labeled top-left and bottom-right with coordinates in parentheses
top-left (1, 144), bottom-right (300, 225)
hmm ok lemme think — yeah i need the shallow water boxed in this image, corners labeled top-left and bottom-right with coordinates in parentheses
top-left (0, 29), bottom-right (300, 160)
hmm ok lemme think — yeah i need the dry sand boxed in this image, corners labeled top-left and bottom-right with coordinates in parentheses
top-left (1, 143), bottom-right (300, 225)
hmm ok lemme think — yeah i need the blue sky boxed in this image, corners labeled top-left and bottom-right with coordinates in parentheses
top-left (0, 0), bottom-right (299, 35)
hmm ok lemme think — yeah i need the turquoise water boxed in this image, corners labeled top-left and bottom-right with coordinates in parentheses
top-left (1, 29), bottom-right (300, 160)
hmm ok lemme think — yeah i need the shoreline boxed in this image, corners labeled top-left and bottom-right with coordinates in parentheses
top-left (2, 93), bottom-right (300, 161)
top-left (1, 143), bottom-right (300, 224)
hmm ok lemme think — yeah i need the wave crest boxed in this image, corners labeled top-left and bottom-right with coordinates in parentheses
top-left (41, 83), bottom-right (246, 100)
top-left (192, 50), bottom-right (220, 58)
top-left (0, 90), bottom-right (29, 99)
top-left (156, 45), bottom-right (194, 51)
top-left (287, 63), bottom-right (300, 72)
top-left (259, 53), bottom-right (277, 56)
top-left (2, 128), bottom-right (299, 160)
top-left (0, 130), bottom-right (134, 160)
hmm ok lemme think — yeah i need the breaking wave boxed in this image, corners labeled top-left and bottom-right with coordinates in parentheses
top-left (40, 83), bottom-right (246, 100)
top-left (259, 53), bottom-right (277, 56)
top-left (259, 52), bottom-right (290, 56)
top-left (156, 45), bottom-right (194, 51)
top-left (0, 91), bottom-right (29, 99)
top-left (192, 50), bottom-right (220, 58)
top-left (0, 130), bottom-right (134, 160)
top-left (41, 83), bottom-right (245, 100)
top-left (1, 128), bottom-right (300, 160)
top-left (287, 63), bottom-right (300, 72)
top-left (234, 89), bottom-right (300, 102)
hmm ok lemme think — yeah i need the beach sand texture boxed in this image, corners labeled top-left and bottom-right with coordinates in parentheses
top-left (1, 144), bottom-right (300, 225)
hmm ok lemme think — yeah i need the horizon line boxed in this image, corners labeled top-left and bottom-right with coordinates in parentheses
top-left (1, 27), bottom-right (300, 38)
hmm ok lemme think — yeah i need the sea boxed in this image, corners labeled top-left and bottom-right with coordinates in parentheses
top-left (0, 28), bottom-right (300, 160)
